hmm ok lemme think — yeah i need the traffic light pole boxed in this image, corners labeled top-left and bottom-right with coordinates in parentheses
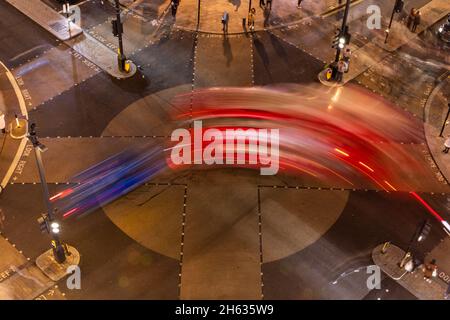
top-left (384, 2), bottom-right (397, 44)
top-left (331, 0), bottom-right (351, 79)
top-left (439, 103), bottom-right (450, 137)
top-left (114, 0), bottom-right (126, 72)
top-left (29, 123), bottom-right (66, 263)
top-left (399, 220), bottom-right (431, 268)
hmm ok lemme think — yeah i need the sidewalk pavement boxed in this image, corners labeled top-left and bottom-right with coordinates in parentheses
top-left (340, 0), bottom-right (449, 85)
top-left (372, 243), bottom-right (447, 300)
top-left (0, 236), bottom-right (65, 300)
top-left (6, 0), bottom-right (136, 79)
top-left (424, 73), bottom-right (450, 185)
top-left (122, 0), bottom-right (350, 34)
top-left (373, 0), bottom-right (449, 52)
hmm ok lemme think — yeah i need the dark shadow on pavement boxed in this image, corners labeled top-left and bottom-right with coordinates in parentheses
top-left (223, 36), bottom-right (233, 67)
top-left (229, 0), bottom-right (241, 11)
top-left (268, 32), bottom-right (288, 60)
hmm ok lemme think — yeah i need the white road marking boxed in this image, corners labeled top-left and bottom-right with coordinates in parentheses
top-left (0, 61), bottom-right (29, 189)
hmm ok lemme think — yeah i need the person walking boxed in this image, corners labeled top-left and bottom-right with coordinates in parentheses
top-left (171, 0), bottom-right (178, 17)
top-left (407, 8), bottom-right (416, 30)
top-left (248, 8), bottom-right (256, 31)
top-left (443, 136), bottom-right (450, 153)
top-left (0, 113), bottom-right (5, 134)
top-left (266, 0), bottom-right (272, 10)
top-left (422, 259), bottom-right (438, 283)
top-left (336, 59), bottom-right (346, 83)
top-left (412, 10), bottom-right (421, 32)
top-left (222, 11), bottom-right (229, 33)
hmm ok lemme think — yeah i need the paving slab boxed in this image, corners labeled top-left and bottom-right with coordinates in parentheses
top-left (372, 243), bottom-right (447, 300)
top-left (11, 137), bottom-right (166, 183)
top-left (6, 0), bottom-right (82, 41)
top-left (0, 237), bottom-right (27, 275)
top-left (0, 264), bottom-right (53, 300)
top-left (194, 33), bottom-right (253, 88)
top-left (260, 188), bottom-right (349, 263)
top-left (180, 171), bottom-right (262, 299)
top-left (13, 45), bottom-right (100, 109)
top-left (103, 184), bottom-right (185, 260)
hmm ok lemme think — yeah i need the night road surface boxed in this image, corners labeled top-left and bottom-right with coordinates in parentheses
top-left (0, 0), bottom-right (449, 300)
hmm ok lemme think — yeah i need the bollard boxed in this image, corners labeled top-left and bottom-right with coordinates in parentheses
top-left (399, 252), bottom-right (411, 269)
top-left (381, 241), bottom-right (390, 254)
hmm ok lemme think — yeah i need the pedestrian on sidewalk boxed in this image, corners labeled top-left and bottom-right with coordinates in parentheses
top-left (407, 8), bottom-right (416, 30)
top-left (248, 8), bottom-right (256, 32)
top-left (412, 10), bottom-right (421, 33)
top-left (266, 0), bottom-right (272, 10)
top-left (171, 0), bottom-right (179, 17)
top-left (336, 59), bottom-right (346, 83)
top-left (222, 11), bottom-right (229, 33)
top-left (297, 0), bottom-right (303, 9)
top-left (0, 113), bottom-right (5, 134)
top-left (343, 47), bottom-right (352, 73)
top-left (422, 259), bottom-right (438, 283)
top-left (443, 136), bottom-right (450, 154)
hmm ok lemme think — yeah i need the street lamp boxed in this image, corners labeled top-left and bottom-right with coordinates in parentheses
top-left (29, 123), bottom-right (66, 264)
top-left (330, 0), bottom-right (351, 80)
top-left (439, 102), bottom-right (450, 137)
top-left (112, 0), bottom-right (127, 72)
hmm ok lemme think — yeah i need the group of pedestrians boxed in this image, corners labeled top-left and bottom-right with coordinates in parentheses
top-left (334, 47), bottom-right (352, 83)
top-left (406, 8), bottom-right (421, 33)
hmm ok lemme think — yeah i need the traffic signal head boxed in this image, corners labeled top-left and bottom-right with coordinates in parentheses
top-left (338, 37), bottom-right (346, 49)
top-left (38, 214), bottom-right (49, 233)
top-left (332, 28), bottom-right (341, 49)
top-left (417, 220), bottom-right (432, 242)
top-left (111, 19), bottom-right (123, 37)
top-left (394, 0), bottom-right (404, 13)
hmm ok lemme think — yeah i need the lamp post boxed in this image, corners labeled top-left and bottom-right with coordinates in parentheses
top-left (384, 0), bottom-right (404, 44)
top-left (399, 219), bottom-right (431, 269)
top-left (439, 102), bottom-right (450, 137)
top-left (331, 0), bottom-right (351, 80)
top-left (112, 0), bottom-right (127, 72)
top-left (29, 123), bottom-right (66, 263)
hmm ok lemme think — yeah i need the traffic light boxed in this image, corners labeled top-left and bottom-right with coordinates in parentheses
top-left (394, 0), bottom-right (404, 13)
top-left (332, 28), bottom-right (341, 49)
top-left (112, 19), bottom-right (123, 37)
top-left (332, 26), bottom-right (351, 50)
top-left (38, 214), bottom-right (49, 233)
top-left (417, 220), bottom-right (432, 242)
top-left (341, 25), bottom-right (351, 48)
